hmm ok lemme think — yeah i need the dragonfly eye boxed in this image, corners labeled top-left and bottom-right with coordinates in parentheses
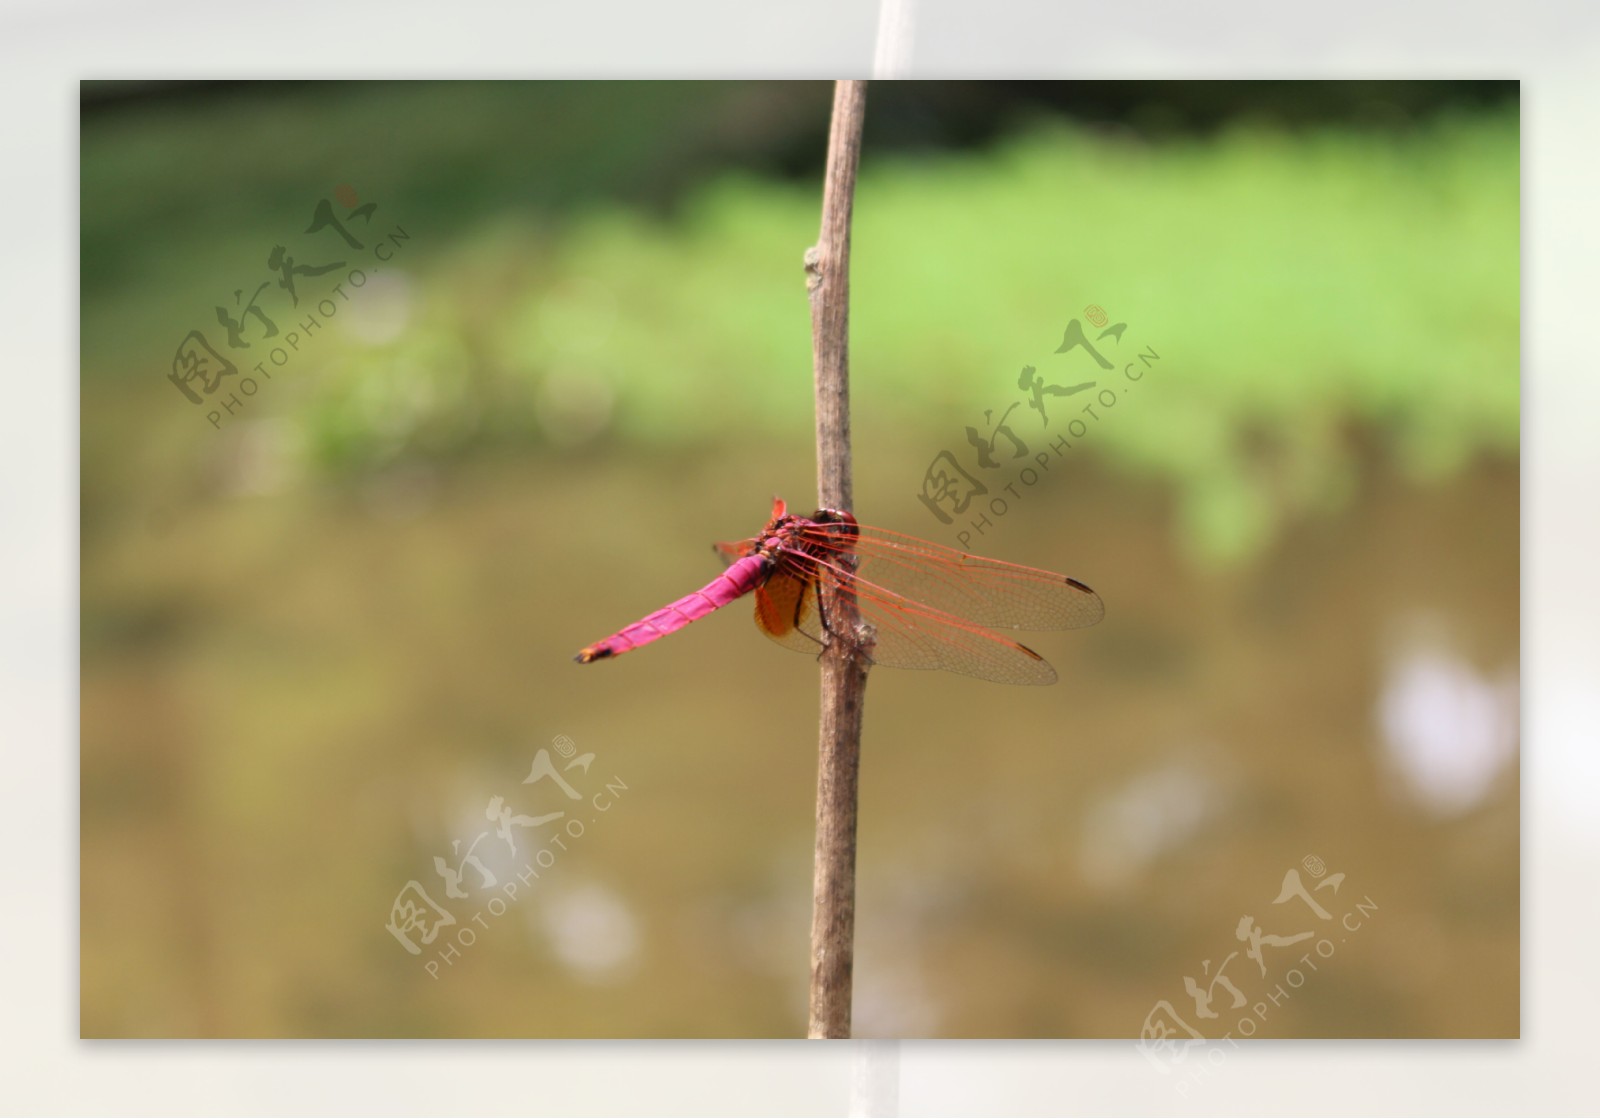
top-left (810, 507), bottom-right (860, 544)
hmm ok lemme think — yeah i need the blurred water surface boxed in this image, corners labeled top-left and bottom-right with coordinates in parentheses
top-left (80, 435), bottom-right (1517, 1037)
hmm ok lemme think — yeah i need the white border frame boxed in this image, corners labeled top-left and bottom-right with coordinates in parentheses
top-left (7, 1), bottom-right (1587, 1112)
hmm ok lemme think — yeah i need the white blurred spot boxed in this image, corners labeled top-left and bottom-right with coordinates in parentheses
top-left (537, 880), bottom-right (641, 982)
top-left (1079, 755), bottom-right (1231, 888)
top-left (1377, 622), bottom-right (1518, 817)
top-left (536, 369), bottom-right (616, 445)
top-left (343, 270), bottom-right (414, 345)
top-left (851, 858), bottom-right (950, 1038)
top-left (216, 418), bottom-right (303, 496)
top-left (852, 960), bottom-right (939, 1038)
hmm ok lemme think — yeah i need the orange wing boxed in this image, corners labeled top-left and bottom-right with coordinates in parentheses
top-left (753, 568), bottom-right (829, 656)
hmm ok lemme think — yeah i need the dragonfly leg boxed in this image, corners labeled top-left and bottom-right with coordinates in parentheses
top-left (807, 509), bottom-right (861, 645)
top-left (813, 579), bottom-right (832, 637)
top-left (811, 569), bottom-right (859, 642)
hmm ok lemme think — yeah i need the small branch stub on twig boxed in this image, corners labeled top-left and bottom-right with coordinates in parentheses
top-left (806, 79), bottom-right (871, 1041)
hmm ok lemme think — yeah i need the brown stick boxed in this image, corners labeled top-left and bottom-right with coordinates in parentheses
top-left (805, 78), bottom-right (871, 1040)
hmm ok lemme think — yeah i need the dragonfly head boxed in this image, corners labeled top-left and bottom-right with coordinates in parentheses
top-left (755, 500), bottom-right (860, 560)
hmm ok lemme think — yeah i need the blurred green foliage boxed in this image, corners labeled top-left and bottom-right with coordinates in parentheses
top-left (82, 88), bottom-right (1516, 566)
top-left (518, 116), bottom-right (1518, 564)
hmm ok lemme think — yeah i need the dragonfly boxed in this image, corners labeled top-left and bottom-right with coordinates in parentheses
top-left (574, 497), bottom-right (1104, 685)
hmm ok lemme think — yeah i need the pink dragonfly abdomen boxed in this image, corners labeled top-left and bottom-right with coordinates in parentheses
top-left (575, 553), bottom-right (770, 664)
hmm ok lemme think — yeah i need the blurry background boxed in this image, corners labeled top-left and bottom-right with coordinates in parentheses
top-left (80, 80), bottom-right (1518, 1039)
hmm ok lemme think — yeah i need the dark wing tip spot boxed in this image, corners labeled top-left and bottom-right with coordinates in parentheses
top-left (1064, 577), bottom-right (1095, 594)
top-left (1017, 642), bottom-right (1046, 662)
